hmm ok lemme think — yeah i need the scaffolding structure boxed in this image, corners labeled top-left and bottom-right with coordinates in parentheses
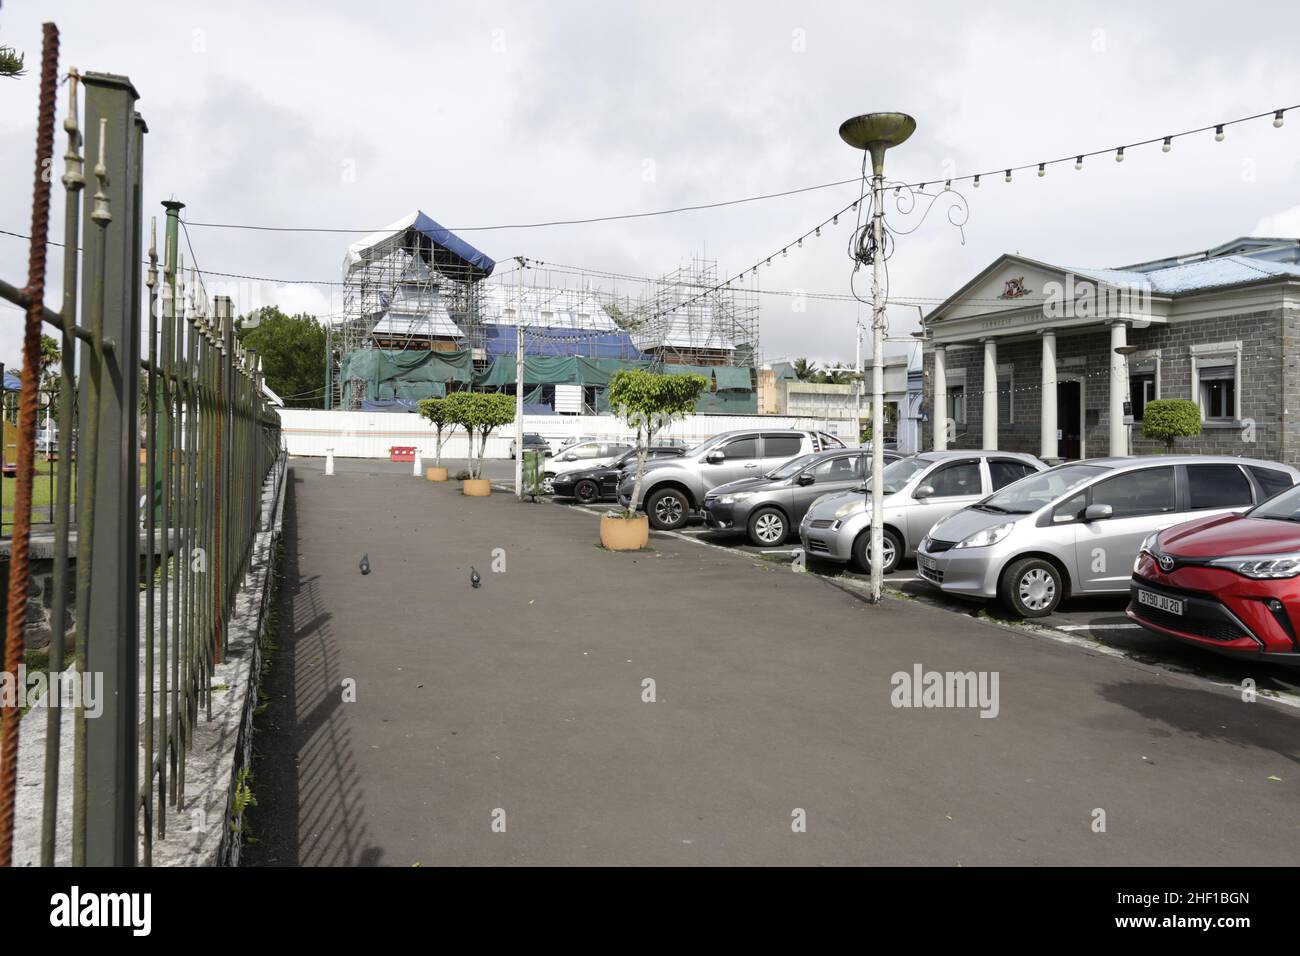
top-left (333, 211), bottom-right (493, 408)
top-left (629, 256), bottom-right (760, 368)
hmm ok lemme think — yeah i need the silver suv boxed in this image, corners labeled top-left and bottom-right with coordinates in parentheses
top-left (799, 450), bottom-right (1047, 574)
top-left (915, 455), bottom-right (1300, 617)
top-left (617, 429), bottom-right (846, 530)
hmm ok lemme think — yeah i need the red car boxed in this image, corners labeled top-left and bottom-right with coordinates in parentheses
top-left (1128, 485), bottom-right (1300, 664)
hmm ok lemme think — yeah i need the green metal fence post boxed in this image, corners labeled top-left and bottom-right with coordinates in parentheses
top-left (77, 71), bottom-right (143, 867)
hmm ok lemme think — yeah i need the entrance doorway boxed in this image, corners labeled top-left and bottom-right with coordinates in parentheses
top-left (1057, 380), bottom-right (1083, 460)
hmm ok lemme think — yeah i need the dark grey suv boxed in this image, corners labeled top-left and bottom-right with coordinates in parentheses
top-left (701, 448), bottom-right (905, 546)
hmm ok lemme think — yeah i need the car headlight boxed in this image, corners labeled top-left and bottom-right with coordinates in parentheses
top-left (1209, 554), bottom-right (1300, 579)
top-left (952, 522), bottom-right (1015, 549)
top-left (716, 492), bottom-right (754, 505)
top-left (1134, 532), bottom-right (1160, 572)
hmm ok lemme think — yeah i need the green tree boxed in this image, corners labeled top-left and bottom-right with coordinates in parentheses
top-left (236, 306), bottom-right (326, 408)
top-left (1141, 399), bottom-right (1202, 453)
top-left (792, 358), bottom-right (819, 382)
top-left (417, 396), bottom-right (455, 468)
top-left (0, 29), bottom-right (23, 78)
top-left (443, 391), bottom-right (515, 480)
top-left (607, 369), bottom-right (708, 515)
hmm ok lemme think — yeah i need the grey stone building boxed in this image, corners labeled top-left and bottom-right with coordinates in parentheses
top-left (920, 237), bottom-right (1300, 463)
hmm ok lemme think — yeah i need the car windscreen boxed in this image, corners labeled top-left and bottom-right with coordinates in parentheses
top-left (857, 456), bottom-right (929, 495)
top-left (685, 435), bottom-right (729, 457)
top-left (1249, 482), bottom-right (1300, 520)
top-left (766, 453), bottom-right (817, 480)
top-left (978, 463), bottom-right (1105, 514)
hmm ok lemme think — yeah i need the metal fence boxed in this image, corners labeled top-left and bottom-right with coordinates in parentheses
top-left (0, 23), bottom-right (283, 866)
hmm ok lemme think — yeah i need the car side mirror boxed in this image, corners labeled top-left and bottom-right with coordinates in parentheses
top-left (1084, 503), bottom-right (1113, 521)
top-left (914, 484), bottom-right (935, 500)
top-left (706, 450), bottom-right (725, 464)
top-left (796, 473), bottom-right (815, 486)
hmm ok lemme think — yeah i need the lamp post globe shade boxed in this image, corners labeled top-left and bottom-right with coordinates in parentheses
top-left (839, 112), bottom-right (917, 176)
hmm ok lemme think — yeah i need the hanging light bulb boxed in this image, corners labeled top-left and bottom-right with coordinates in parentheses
top-left (797, 237), bottom-right (803, 248)
top-left (832, 214), bottom-right (839, 225)
top-left (919, 183), bottom-right (927, 191)
top-left (815, 226), bottom-right (821, 237)
top-left (782, 247), bottom-right (788, 257)
top-left (1115, 146), bottom-right (1125, 162)
top-left (1162, 136), bottom-right (1172, 152)
top-left (893, 186), bottom-right (901, 196)
top-left (1275, 110), bottom-right (1286, 128)
top-left (1215, 124), bottom-right (1225, 142)
top-left (973, 174), bottom-right (980, 188)
top-left (1037, 163), bottom-right (1046, 177)
top-left (944, 180), bottom-right (951, 190)
top-left (1075, 155), bottom-right (1083, 171)
top-left (1004, 169), bottom-right (1012, 183)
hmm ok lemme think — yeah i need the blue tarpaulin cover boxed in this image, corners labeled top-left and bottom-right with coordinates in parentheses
top-left (481, 324), bottom-right (644, 360)
top-left (343, 210), bottom-right (495, 281)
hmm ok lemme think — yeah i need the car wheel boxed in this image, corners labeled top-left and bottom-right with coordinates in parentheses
top-left (851, 528), bottom-right (901, 574)
top-left (542, 472), bottom-right (556, 495)
top-left (747, 507), bottom-right (788, 547)
top-left (1000, 557), bottom-right (1063, 618)
top-left (573, 479), bottom-right (599, 504)
top-left (645, 488), bottom-right (689, 530)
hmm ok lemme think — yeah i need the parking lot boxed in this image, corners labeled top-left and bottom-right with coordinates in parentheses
top-left (552, 495), bottom-right (1300, 707)
top-left (250, 456), bottom-right (1300, 866)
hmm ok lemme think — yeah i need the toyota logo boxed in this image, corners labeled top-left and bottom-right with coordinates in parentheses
top-left (1157, 553), bottom-right (1175, 572)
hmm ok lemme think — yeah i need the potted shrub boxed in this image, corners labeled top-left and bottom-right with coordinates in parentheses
top-left (417, 395), bottom-right (453, 481)
top-left (448, 392), bottom-right (515, 496)
top-left (1141, 398), bottom-right (1202, 453)
top-left (603, 369), bottom-right (708, 550)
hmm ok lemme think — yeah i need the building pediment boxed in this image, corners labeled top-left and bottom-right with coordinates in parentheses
top-left (926, 253), bottom-right (1167, 343)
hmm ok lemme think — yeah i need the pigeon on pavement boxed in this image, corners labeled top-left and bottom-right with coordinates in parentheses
top-left (359, 554), bottom-right (370, 575)
top-left (470, 566), bottom-right (481, 588)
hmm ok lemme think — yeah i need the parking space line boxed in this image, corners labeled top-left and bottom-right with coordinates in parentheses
top-left (1055, 623), bottom-right (1142, 631)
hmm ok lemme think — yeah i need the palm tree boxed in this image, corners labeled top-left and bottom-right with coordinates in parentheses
top-left (792, 358), bottom-right (819, 382)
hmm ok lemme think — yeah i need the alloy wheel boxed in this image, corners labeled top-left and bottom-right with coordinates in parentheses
top-left (754, 513), bottom-right (784, 544)
top-left (654, 494), bottom-right (683, 525)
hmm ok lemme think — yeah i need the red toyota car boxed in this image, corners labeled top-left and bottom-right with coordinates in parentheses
top-left (1128, 482), bottom-right (1300, 664)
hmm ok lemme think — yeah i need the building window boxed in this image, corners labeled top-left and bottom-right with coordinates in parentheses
top-left (946, 385), bottom-right (966, 425)
top-left (1199, 365), bottom-right (1236, 421)
top-left (1130, 372), bottom-right (1156, 420)
top-left (1191, 341), bottom-right (1241, 423)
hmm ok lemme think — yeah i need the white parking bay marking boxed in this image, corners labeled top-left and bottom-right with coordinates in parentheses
top-left (1055, 623), bottom-right (1142, 631)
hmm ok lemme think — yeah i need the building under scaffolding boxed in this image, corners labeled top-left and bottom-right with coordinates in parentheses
top-left (329, 214), bottom-right (760, 414)
top-left (631, 256), bottom-right (759, 369)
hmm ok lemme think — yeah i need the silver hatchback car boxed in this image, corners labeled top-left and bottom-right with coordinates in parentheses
top-left (915, 455), bottom-right (1300, 618)
top-left (799, 450), bottom-right (1047, 574)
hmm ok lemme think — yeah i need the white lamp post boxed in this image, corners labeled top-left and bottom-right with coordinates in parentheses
top-left (839, 112), bottom-right (916, 604)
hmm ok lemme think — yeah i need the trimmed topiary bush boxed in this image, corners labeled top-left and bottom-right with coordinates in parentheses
top-left (1141, 399), bottom-right (1201, 453)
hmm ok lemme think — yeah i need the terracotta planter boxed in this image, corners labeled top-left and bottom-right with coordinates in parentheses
top-left (462, 478), bottom-right (492, 497)
top-left (600, 513), bottom-right (649, 551)
top-left (425, 466), bottom-right (449, 481)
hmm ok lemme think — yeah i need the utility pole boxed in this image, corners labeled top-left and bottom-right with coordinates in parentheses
top-left (840, 112), bottom-right (915, 604)
top-left (514, 257), bottom-right (525, 499)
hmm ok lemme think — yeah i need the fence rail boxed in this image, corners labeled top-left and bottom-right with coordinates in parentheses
top-left (0, 22), bottom-right (282, 867)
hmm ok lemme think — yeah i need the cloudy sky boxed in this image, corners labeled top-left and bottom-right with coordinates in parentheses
top-left (2, 0), bottom-right (1299, 376)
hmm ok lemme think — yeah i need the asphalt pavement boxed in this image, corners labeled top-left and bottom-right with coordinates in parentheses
top-left (245, 456), bottom-right (1300, 866)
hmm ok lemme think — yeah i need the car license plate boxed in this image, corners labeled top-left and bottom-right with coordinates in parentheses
top-left (1138, 589), bottom-right (1182, 616)
top-left (920, 555), bottom-right (939, 572)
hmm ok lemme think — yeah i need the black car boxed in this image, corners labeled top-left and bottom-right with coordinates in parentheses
top-left (509, 432), bottom-right (552, 458)
top-left (552, 446), bottom-right (686, 503)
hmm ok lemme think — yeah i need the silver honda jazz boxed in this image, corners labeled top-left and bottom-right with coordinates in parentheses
top-left (915, 455), bottom-right (1300, 617)
top-left (798, 450), bottom-right (1046, 574)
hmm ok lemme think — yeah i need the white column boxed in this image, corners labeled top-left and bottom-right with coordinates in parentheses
top-left (1040, 330), bottom-right (1058, 461)
top-left (1109, 321), bottom-right (1128, 456)
top-left (932, 345), bottom-right (948, 451)
top-left (982, 337), bottom-right (998, 450)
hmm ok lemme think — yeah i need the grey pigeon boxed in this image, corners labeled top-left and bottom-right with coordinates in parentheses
top-left (359, 553), bottom-right (370, 575)
top-left (470, 566), bottom-right (481, 588)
